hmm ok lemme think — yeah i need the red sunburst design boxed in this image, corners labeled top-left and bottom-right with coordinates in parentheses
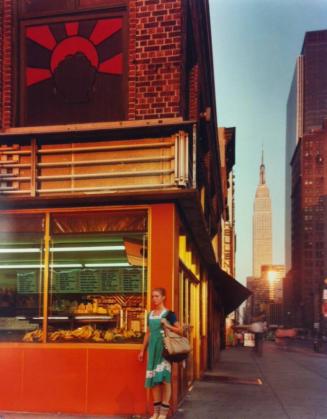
top-left (89, 18), bottom-right (122, 45)
top-left (50, 36), bottom-right (99, 73)
top-left (26, 18), bottom-right (123, 87)
top-left (26, 25), bottom-right (56, 50)
top-left (65, 22), bottom-right (79, 36)
top-left (98, 53), bottom-right (123, 74)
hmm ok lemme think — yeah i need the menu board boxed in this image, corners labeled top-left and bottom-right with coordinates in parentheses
top-left (49, 268), bottom-right (147, 294)
top-left (17, 271), bottom-right (39, 294)
top-left (80, 270), bottom-right (101, 293)
top-left (101, 269), bottom-right (121, 292)
top-left (51, 270), bottom-right (79, 293)
top-left (16, 267), bottom-right (146, 294)
top-left (122, 269), bottom-right (144, 293)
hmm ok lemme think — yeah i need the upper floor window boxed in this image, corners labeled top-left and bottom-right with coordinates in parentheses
top-left (20, 8), bottom-right (126, 126)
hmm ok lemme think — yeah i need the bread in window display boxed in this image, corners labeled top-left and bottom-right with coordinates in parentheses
top-left (23, 329), bottom-right (43, 342)
top-left (73, 301), bottom-right (122, 316)
top-left (92, 329), bottom-right (104, 342)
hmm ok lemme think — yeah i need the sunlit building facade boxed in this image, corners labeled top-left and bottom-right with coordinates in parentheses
top-left (246, 265), bottom-right (285, 325)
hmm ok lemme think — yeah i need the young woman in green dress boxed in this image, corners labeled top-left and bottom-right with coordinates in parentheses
top-left (138, 288), bottom-right (182, 419)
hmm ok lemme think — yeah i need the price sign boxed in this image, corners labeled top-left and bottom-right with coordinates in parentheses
top-left (17, 271), bottom-right (38, 294)
top-left (51, 270), bottom-right (79, 293)
top-left (80, 270), bottom-right (101, 293)
top-left (101, 269), bottom-right (121, 292)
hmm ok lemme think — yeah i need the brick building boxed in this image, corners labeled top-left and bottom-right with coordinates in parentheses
top-left (285, 30), bottom-right (327, 331)
top-left (0, 0), bottom-right (249, 416)
top-left (289, 123), bottom-right (327, 328)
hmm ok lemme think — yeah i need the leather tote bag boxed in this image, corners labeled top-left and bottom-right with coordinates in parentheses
top-left (162, 328), bottom-right (191, 362)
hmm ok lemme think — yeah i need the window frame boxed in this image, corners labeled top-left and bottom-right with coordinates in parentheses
top-left (0, 205), bottom-right (150, 347)
top-left (17, 8), bottom-right (128, 127)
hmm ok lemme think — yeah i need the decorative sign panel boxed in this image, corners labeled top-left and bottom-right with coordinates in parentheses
top-left (23, 16), bottom-right (124, 125)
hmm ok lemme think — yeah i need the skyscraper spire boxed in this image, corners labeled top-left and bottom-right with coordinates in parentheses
top-left (261, 146), bottom-right (264, 165)
top-left (260, 149), bottom-right (266, 185)
top-left (253, 149), bottom-right (272, 278)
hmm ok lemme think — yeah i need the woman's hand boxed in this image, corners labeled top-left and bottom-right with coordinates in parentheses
top-left (138, 350), bottom-right (144, 362)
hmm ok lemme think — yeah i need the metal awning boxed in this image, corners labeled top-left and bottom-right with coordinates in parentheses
top-left (209, 264), bottom-right (252, 315)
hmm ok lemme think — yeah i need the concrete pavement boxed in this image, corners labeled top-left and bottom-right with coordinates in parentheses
top-left (1, 342), bottom-right (326, 419)
top-left (173, 342), bottom-right (327, 419)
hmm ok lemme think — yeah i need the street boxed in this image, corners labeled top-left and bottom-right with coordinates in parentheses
top-left (172, 342), bottom-right (327, 419)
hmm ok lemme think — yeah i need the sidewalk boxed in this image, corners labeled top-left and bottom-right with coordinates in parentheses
top-left (1, 343), bottom-right (327, 419)
top-left (172, 342), bottom-right (327, 419)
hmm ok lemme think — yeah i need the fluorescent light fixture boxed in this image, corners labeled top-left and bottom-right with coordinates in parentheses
top-left (50, 264), bottom-right (83, 268)
top-left (0, 263), bottom-right (83, 269)
top-left (32, 316), bottom-right (70, 320)
top-left (0, 264), bottom-right (42, 269)
top-left (84, 263), bottom-right (130, 267)
top-left (0, 246), bottom-right (125, 254)
top-left (50, 245), bottom-right (125, 252)
top-left (48, 316), bottom-right (69, 320)
top-left (75, 315), bottom-right (112, 320)
top-left (0, 248), bottom-right (40, 253)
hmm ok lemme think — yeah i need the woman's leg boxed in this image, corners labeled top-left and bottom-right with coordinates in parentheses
top-left (158, 381), bottom-right (171, 418)
top-left (150, 385), bottom-right (162, 419)
top-left (161, 381), bottom-right (171, 404)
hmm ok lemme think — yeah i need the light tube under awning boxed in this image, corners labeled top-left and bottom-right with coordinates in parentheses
top-left (0, 245), bottom-right (125, 254)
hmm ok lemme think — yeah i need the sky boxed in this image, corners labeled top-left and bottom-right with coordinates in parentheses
top-left (209, 0), bottom-right (327, 285)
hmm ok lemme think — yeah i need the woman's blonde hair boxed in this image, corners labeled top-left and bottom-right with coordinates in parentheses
top-left (152, 287), bottom-right (166, 297)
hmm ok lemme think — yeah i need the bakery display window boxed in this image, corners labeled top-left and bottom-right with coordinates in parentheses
top-left (0, 214), bottom-right (44, 342)
top-left (46, 210), bottom-right (148, 344)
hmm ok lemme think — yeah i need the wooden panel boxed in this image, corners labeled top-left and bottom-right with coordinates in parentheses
top-left (20, 0), bottom-right (75, 17)
top-left (0, 136), bottom-right (180, 196)
top-left (78, 0), bottom-right (126, 9)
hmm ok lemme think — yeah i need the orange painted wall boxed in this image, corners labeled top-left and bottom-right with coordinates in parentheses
top-left (0, 203), bottom-right (178, 416)
top-left (0, 346), bottom-right (146, 415)
top-left (150, 204), bottom-right (176, 307)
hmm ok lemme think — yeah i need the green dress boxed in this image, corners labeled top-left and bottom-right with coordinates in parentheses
top-left (145, 309), bottom-right (171, 388)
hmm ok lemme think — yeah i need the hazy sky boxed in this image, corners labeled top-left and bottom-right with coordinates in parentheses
top-left (209, 0), bottom-right (327, 284)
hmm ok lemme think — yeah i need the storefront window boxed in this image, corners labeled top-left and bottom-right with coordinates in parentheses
top-left (47, 210), bottom-right (147, 344)
top-left (0, 214), bottom-right (44, 342)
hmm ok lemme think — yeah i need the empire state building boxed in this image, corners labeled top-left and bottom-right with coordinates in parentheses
top-left (253, 154), bottom-right (272, 278)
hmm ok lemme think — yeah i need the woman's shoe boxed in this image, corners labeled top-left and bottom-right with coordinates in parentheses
top-left (158, 403), bottom-right (170, 418)
top-left (149, 401), bottom-right (161, 419)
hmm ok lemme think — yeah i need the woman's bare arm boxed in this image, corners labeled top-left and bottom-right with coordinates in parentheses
top-left (138, 329), bottom-right (149, 362)
top-left (161, 319), bottom-right (183, 335)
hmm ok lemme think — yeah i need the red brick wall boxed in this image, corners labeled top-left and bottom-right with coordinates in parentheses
top-left (0, 0), bottom-right (183, 127)
top-left (0, 0), bottom-right (13, 129)
top-left (128, 0), bottom-right (182, 120)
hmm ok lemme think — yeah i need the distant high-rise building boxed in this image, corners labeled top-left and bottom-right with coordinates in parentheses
top-left (285, 56), bottom-right (304, 272)
top-left (253, 153), bottom-right (272, 278)
top-left (290, 124), bottom-right (327, 328)
top-left (285, 29), bottom-right (327, 330)
top-left (245, 265), bottom-right (285, 325)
